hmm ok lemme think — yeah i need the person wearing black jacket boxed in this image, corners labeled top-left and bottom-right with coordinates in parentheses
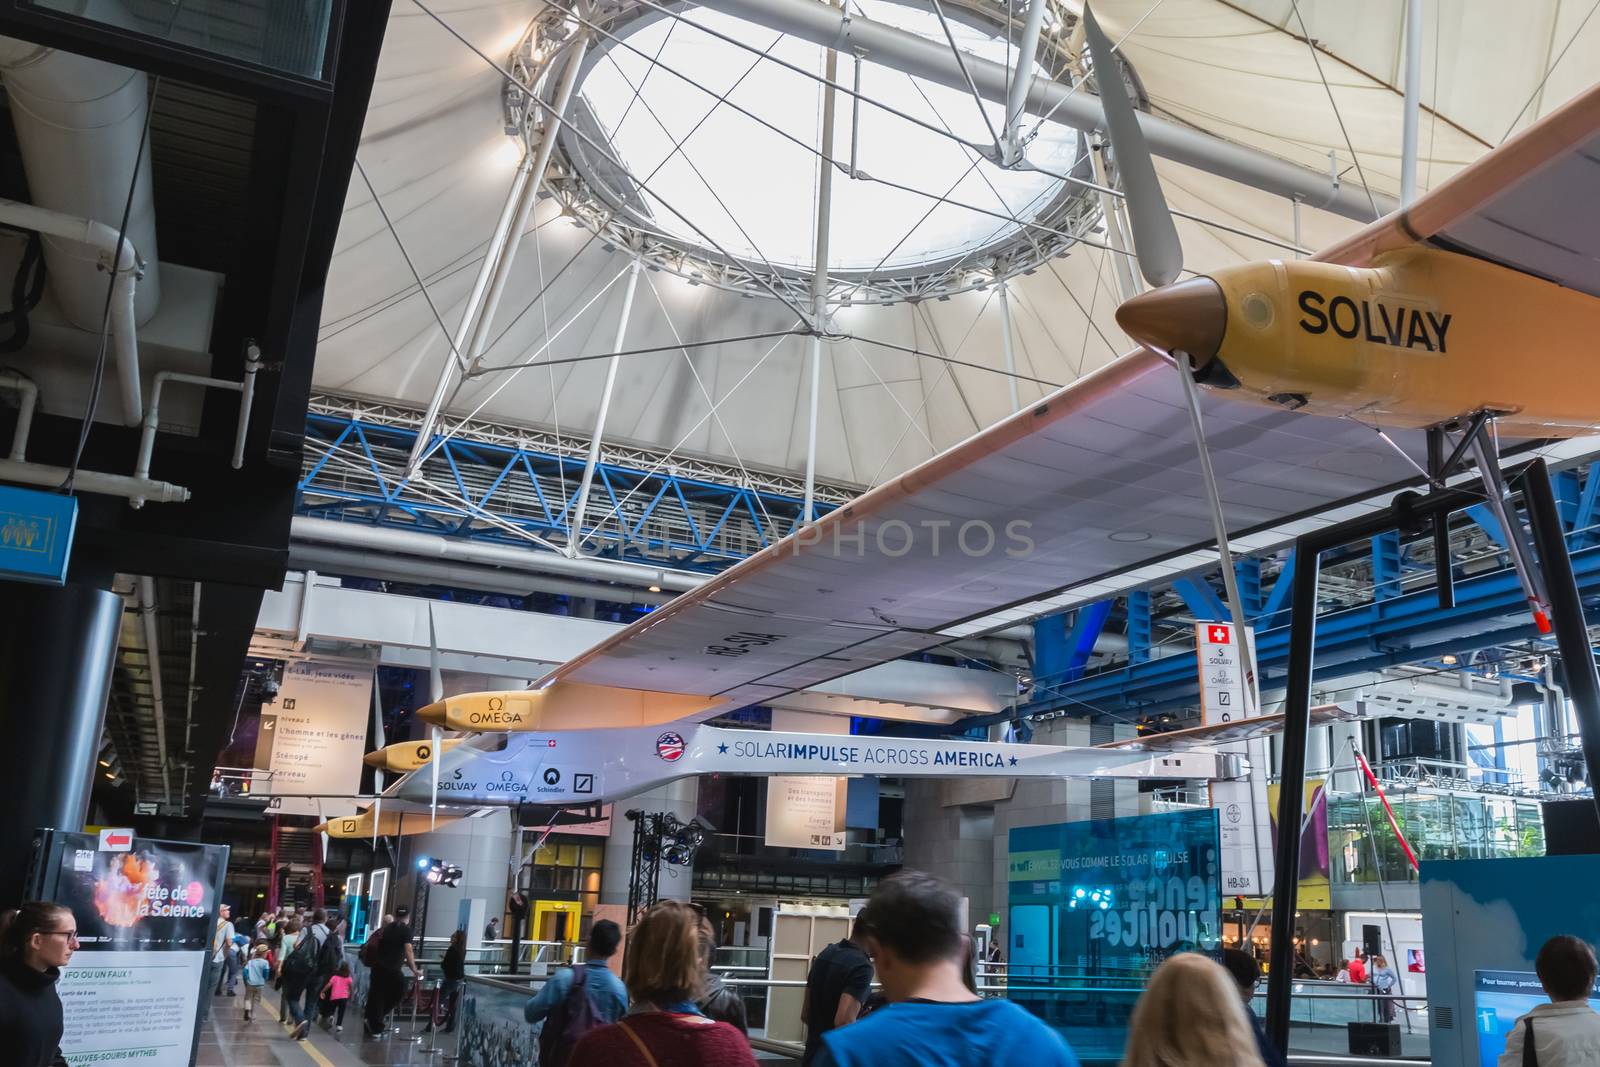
top-left (1222, 948), bottom-right (1289, 1067)
top-left (427, 930), bottom-right (467, 1034)
top-left (0, 901), bottom-right (75, 1067)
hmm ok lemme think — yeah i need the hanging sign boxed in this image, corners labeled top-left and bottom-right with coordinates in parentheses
top-left (255, 660), bottom-right (373, 815)
top-left (766, 776), bottom-right (847, 850)
top-left (1198, 621), bottom-right (1272, 897)
top-left (1195, 622), bottom-right (1258, 724)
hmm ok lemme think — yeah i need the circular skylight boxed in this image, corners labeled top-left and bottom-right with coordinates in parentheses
top-left (577, 1), bottom-right (1082, 278)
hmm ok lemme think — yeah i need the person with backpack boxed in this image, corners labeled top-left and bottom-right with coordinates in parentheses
top-left (280, 908), bottom-right (331, 1040)
top-left (525, 919), bottom-right (627, 1066)
top-left (425, 930), bottom-right (468, 1034)
top-left (568, 903), bottom-right (755, 1067)
top-left (364, 906), bottom-right (420, 1038)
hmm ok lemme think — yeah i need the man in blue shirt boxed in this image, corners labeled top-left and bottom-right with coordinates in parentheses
top-left (525, 919), bottom-right (628, 1026)
top-left (816, 871), bottom-right (1080, 1067)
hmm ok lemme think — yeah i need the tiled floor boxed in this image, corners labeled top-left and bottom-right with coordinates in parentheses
top-left (195, 986), bottom-right (461, 1066)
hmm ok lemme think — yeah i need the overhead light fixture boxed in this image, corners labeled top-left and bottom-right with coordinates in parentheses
top-left (648, 585), bottom-right (662, 593)
top-left (98, 760), bottom-right (111, 768)
top-left (1441, 653), bottom-right (1458, 665)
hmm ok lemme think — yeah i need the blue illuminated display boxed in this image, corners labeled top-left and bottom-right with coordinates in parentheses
top-left (1006, 809), bottom-right (1223, 1064)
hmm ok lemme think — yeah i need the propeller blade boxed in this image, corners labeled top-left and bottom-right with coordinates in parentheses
top-left (1082, 5), bottom-right (1182, 288)
top-left (428, 606), bottom-right (443, 829)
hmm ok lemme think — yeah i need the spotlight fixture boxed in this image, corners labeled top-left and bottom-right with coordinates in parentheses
top-left (423, 858), bottom-right (464, 887)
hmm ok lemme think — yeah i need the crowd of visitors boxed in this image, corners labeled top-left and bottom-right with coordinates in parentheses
top-left (2, 874), bottom-right (1598, 1067)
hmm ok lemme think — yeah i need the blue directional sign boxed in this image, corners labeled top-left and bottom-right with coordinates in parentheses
top-left (0, 484), bottom-right (76, 585)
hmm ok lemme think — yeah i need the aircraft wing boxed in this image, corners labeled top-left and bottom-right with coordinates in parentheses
top-left (543, 349), bottom-right (1438, 714)
top-left (1321, 81), bottom-right (1600, 292)
top-left (1098, 705), bottom-right (1359, 751)
top-left (536, 82), bottom-right (1600, 718)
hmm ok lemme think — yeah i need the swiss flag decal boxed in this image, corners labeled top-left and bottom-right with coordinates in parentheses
top-left (1207, 625), bottom-right (1231, 644)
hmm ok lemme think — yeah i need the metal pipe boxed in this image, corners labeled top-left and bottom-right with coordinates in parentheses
top-left (694, 0), bottom-right (1394, 220)
top-left (0, 458), bottom-right (188, 502)
top-left (1003, 0), bottom-right (1050, 165)
top-left (1400, 0), bottom-right (1422, 208)
top-left (288, 546), bottom-right (676, 606)
top-left (0, 370), bottom-right (36, 460)
top-left (570, 258), bottom-right (642, 554)
top-left (804, 16), bottom-right (841, 525)
top-left (137, 576), bottom-right (172, 804)
top-left (405, 151), bottom-right (536, 474)
top-left (132, 368), bottom-right (253, 507)
top-left (0, 198), bottom-right (145, 423)
top-left (1521, 460), bottom-right (1600, 823)
top-left (234, 343), bottom-right (262, 469)
top-left (997, 281), bottom-right (1019, 413)
top-left (290, 515), bottom-right (704, 592)
top-left (406, 35), bottom-right (590, 475)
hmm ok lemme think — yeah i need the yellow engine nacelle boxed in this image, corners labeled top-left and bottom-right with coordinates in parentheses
top-left (1116, 247), bottom-right (1600, 437)
top-left (362, 738), bottom-right (465, 773)
top-left (416, 682), bottom-right (719, 733)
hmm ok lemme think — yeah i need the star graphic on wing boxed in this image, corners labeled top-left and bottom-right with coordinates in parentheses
top-left (717, 743), bottom-right (729, 754)
top-left (1009, 756), bottom-right (1018, 767)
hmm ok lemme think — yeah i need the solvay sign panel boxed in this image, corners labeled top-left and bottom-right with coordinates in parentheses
top-left (391, 724), bottom-right (1245, 808)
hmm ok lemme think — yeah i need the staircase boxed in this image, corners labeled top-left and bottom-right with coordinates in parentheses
top-left (268, 818), bottom-right (325, 910)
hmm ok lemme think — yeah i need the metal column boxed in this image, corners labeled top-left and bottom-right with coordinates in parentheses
top-left (1003, 0), bottom-right (1049, 165)
top-left (405, 152), bottom-right (534, 474)
top-left (1522, 459), bottom-right (1600, 820)
top-left (0, 581), bottom-right (121, 905)
top-left (1399, 0), bottom-right (1423, 207)
top-left (997, 281), bottom-right (1021, 413)
top-left (570, 258), bottom-right (643, 553)
top-left (405, 33), bottom-right (591, 474)
top-left (803, 11), bottom-right (841, 524)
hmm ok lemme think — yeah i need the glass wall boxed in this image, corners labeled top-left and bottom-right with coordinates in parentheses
top-left (1328, 790), bottom-right (1543, 884)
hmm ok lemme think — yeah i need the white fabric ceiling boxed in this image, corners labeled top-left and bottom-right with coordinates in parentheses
top-left (316, 0), bottom-right (1600, 488)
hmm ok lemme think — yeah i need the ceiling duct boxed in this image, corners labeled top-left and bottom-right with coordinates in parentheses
top-left (0, 37), bottom-right (161, 327)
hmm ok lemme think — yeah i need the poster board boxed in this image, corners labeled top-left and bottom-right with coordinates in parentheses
top-left (255, 660), bottom-right (373, 816)
top-left (29, 829), bottom-right (228, 1067)
top-left (765, 776), bottom-right (847, 850)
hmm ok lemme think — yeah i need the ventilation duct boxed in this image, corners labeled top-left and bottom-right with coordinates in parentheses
top-left (0, 37), bottom-right (161, 326)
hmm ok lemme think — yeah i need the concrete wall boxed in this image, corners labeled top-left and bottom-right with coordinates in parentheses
top-left (391, 812), bottom-right (516, 943)
top-left (901, 719), bottom-right (1142, 936)
top-left (599, 778), bottom-right (699, 908)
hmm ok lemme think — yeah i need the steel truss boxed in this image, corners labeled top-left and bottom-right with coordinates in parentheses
top-left (299, 395), bottom-right (849, 573)
top-left (505, 0), bottom-right (1108, 305)
top-left (1003, 458), bottom-right (1600, 722)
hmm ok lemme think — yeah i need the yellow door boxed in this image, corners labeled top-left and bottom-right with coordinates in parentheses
top-left (533, 900), bottom-right (581, 945)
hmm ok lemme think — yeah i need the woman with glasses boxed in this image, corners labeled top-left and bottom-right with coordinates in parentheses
top-left (0, 901), bottom-right (77, 1066)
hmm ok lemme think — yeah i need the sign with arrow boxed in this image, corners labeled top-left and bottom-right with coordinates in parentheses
top-left (98, 828), bottom-right (133, 852)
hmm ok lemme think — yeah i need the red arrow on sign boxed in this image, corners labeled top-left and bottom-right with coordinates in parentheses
top-left (105, 833), bottom-right (130, 847)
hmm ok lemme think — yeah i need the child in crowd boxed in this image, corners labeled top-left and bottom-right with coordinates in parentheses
top-left (242, 944), bottom-right (273, 1021)
top-left (320, 960), bottom-right (354, 1033)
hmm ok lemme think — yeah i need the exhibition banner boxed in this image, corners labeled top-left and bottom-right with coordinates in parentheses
top-left (765, 776), bottom-right (847, 850)
top-left (257, 659), bottom-right (373, 815)
top-left (32, 830), bottom-right (228, 1067)
top-left (1264, 779), bottom-right (1331, 909)
top-left (1008, 809), bottom-right (1222, 1064)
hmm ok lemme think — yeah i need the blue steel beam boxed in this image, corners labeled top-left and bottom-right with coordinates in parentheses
top-left (1006, 538), bottom-right (1600, 721)
top-left (298, 413), bottom-right (837, 574)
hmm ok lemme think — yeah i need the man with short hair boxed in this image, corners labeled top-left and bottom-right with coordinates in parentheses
top-left (364, 905), bottom-right (421, 1038)
top-left (815, 871), bottom-right (1079, 1067)
top-left (802, 916), bottom-right (873, 1066)
top-left (1221, 948), bottom-right (1288, 1067)
top-left (524, 919), bottom-right (627, 1066)
top-left (1499, 935), bottom-right (1600, 1067)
